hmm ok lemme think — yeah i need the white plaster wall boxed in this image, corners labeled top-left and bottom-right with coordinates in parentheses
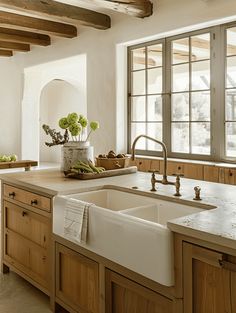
top-left (0, 58), bottom-right (22, 157)
top-left (40, 80), bottom-right (83, 163)
top-left (1, 0), bottom-right (236, 158)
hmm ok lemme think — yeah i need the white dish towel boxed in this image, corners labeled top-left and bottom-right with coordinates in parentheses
top-left (64, 198), bottom-right (92, 244)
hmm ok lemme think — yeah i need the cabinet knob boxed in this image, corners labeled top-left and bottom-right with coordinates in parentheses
top-left (22, 211), bottom-right (27, 217)
top-left (31, 199), bottom-right (38, 205)
top-left (9, 192), bottom-right (15, 198)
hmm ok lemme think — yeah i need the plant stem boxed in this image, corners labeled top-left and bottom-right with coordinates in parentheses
top-left (86, 130), bottom-right (92, 142)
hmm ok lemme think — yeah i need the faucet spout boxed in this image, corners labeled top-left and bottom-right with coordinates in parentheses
top-left (131, 135), bottom-right (168, 184)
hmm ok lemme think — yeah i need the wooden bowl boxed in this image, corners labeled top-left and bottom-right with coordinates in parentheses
top-left (96, 157), bottom-right (129, 170)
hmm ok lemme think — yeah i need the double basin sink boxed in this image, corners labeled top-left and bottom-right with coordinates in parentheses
top-left (53, 187), bottom-right (214, 286)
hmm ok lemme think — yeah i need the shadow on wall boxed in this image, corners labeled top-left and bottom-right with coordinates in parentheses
top-left (40, 79), bottom-right (82, 163)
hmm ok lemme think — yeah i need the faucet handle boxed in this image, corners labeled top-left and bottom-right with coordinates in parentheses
top-left (172, 173), bottom-right (184, 178)
top-left (148, 169), bottom-right (159, 174)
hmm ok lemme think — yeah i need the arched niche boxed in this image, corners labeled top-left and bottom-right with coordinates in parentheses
top-left (40, 79), bottom-right (85, 163)
top-left (21, 55), bottom-right (87, 161)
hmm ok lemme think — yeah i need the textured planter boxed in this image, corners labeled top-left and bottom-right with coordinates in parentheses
top-left (61, 141), bottom-right (94, 172)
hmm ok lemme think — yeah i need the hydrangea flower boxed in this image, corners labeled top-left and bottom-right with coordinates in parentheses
top-left (59, 117), bottom-right (69, 129)
top-left (69, 123), bottom-right (82, 136)
top-left (90, 121), bottom-right (99, 131)
top-left (67, 112), bottom-right (78, 125)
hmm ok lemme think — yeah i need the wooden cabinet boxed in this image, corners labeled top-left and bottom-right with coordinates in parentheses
top-left (183, 242), bottom-right (236, 313)
top-left (1, 184), bottom-right (51, 294)
top-left (105, 269), bottom-right (174, 313)
top-left (55, 244), bottom-right (99, 313)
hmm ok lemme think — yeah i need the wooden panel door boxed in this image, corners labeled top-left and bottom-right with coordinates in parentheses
top-left (165, 162), bottom-right (184, 176)
top-left (218, 168), bottom-right (236, 185)
top-left (56, 244), bottom-right (99, 313)
top-left (203, 166), bottom-right (219, 182)
top-left (4, 201), bottom-right (50, 248)
top-left (184, 164), bottom-right (204, 180)
top-left (105, 269), bottom-right (173, 313)
top-left (183, 242), bottom-right (236, 313)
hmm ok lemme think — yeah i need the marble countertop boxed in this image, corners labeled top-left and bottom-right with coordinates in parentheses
top-left (1, 168), bottom-right (236, 250)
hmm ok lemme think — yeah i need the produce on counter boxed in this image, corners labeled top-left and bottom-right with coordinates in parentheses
top-left (67, 160), bottom-right (106, 175)
top-left (0, 154), bottom-right (18, 162)
top-left (98, 150), bottom-right (127, 159)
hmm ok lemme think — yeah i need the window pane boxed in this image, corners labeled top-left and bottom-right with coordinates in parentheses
top-left (171, 93), bottom-right (189, 121)
top-left (191, 33), bottom-right (210, 61)
top-left (148, 67), bottom-right (162, 94)
top-left (227, 56), bottom-right (236, 88)
top-left (147, 123), bottom-right (163, 151)
top-left (191, 60), bottom-right (210, 90)
top-left (191, 122), bottom-right (210, 155)
top-left (132, 70), bottom-right (145, 95)
top-left (147, 44), bottom-right (162, 68)
top-left (131, 47), bottom-right (146, 70)
top-left (191, 91), bottom-right (210, 121)
top-left (131, 96), bottom-right (146, 121)
top-left (172, 63), bottom-right (189, 92)
top-left (131, 123), bottom-right (146, 149)
top-left (226, 122), bottom-right (236, 157)
top-left (172, 123), bottom-right (189, 153)
top-left (172, 38), bottom-right (189, 65)
top-left (226, 89), bottom-right (236, 121)
top-left (147, 95), bottom-right (162, 121)
top-left (227, 27), bottom-right (236, 57)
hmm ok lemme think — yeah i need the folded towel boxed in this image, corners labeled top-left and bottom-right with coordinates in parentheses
top-left (64, 198), bottom-right (92, 244)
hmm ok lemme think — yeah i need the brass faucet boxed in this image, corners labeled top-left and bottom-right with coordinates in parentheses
top-left (131, 135), bottom-right (183, 196)
top-left (131, 135), bottom-right (168, 184)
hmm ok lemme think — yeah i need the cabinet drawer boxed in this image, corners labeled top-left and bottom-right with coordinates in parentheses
top-left (4, 230), bottom-right (49, 289)
top-left (3, 184), bottom-right (51, 212)
top-left (4, 201), bottom-right (50, 248)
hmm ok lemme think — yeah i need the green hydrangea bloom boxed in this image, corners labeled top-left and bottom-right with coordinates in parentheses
top-left (80, 117), bottom-right (88, 128)
top-left (90, 121), bottom-right (99, 131)
top-left (69, 123), bottom-right (82, 136)
top-left (59, 117), bottom-right (69, 129)
top-left (67, 113), bottom-right (78, 125)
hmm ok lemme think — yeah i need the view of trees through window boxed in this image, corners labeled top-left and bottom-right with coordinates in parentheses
top-left (128, 23), bottom-right (236, 160)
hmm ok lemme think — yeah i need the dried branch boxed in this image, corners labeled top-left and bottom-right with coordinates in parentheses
top-left (42, 124), bottom-right (69, 147)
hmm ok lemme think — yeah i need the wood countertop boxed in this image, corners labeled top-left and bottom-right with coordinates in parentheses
top-left (0, 168), bottom-right (236, 250)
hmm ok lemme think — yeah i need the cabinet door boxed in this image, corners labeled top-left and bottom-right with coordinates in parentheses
top-left (165, 162), bottom-right (184, 176)
top-left (56, 244), bottom-right (99, 313)
top-left (184, 164), bottom-right (204, 180)
top-left (219, 168), bottom-right (236, 185)
top-left (203, 166), bottom-right (219, 182)
top-left (105, 269), bottom-right (173, 313)
top-left (4, 201), bottom-right (50, 248)
top-left (183, 242), bottom-right (236, 313)
top-left (4, 230), bottom-right (49, 289)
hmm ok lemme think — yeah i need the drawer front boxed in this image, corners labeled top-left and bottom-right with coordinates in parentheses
top-left (3, 184), bottom-right (51, 212)
top-left (4, 201), bottom-right (50, 248)
top-left (4, 230), bottom-right (49, 289)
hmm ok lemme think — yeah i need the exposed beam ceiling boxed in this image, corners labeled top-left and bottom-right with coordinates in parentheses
top-left (0, 40), bottom-right (30, 51)
top-left (0, 11), bottom-right (77, 38)
top-left (0, 0), bottom-right (111, 30)
top-left (0, 27), bottom-right (50, 46)
top-left (0, 48), bottom-right (12, 56)
top-left (72, 0), bottom-right (153, 18)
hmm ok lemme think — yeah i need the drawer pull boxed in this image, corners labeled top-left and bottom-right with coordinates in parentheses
top-left (31, 199), bottom-right (38, 205)
top-left (219, 260), bottom-right (236, 272)
top-left (22, 211), bottom-right (27, 217)
top-left (9, 192), bottom-right (15, 198)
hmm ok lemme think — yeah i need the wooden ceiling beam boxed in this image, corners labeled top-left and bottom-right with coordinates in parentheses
top-left (0, 48), bottom-right (12, 56)
top-left (0, 11), bottom-right (77, 38)
top-left (0, 40), bottom-right (30, 51)
top-left (0, 0), bottom-right (111, 30)
top-left (0, 27), bottom-right (50, 46)
top-left (77, 0), bottom-right (153, 18)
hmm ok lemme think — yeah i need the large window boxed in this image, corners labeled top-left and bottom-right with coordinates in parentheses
top-left (128, 23), bottom-right (236, 161)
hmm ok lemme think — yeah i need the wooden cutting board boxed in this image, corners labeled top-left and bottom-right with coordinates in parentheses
top-left (64, 166), bottom-right (137, 180)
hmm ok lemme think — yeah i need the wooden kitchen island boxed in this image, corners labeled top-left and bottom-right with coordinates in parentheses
top-left (0, 169), bottom-right (236, 313)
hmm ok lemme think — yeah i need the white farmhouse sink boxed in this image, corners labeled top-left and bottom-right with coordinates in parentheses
top-left (53, 188), bottom-right (213, 286)
top-left (68, 189), bottom-right (152, 211)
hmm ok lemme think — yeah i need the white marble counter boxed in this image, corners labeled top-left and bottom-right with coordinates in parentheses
top-left (1, 168), bottom-right (236, 250)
